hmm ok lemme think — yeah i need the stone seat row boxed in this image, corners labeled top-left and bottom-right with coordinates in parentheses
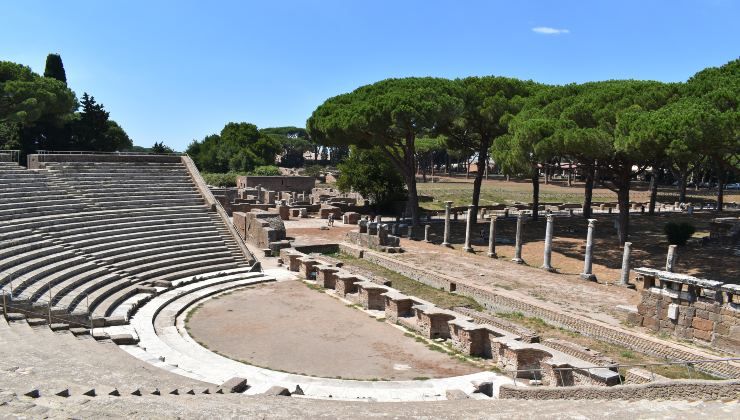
top-left (280, 249), bottom-right (621, 388)
top-left (1, 158), bottom-right (252, 330)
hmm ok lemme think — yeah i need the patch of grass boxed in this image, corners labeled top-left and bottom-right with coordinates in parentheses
top-left (375, 317), bottom-right (386, 322)
top-left (413, 376), bottom-right (430, 381)
top-left (620, 350), bottom-right (636, 359)
top-left (333, 252), bottom-right (483, 311)
top-left (496, 311), bottom-right (524, 320)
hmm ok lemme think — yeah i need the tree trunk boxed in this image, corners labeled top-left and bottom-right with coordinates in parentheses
top-left (583, 164), bottom-right (595, 219)
top-left (717, 170), bottom-right (725, 212)
top-left (531, 170), bottom-right (540, 222)
top-left (612, 166), bottom-right (632, 245)
top-left (470, 139), bottom-right (491, 224)
top-left (675, 169), bottom-right (688, 203)
top-left (617, 185), bottom-right (630, 245)
top-left (648, 167), bottom-right (658, 215)
top-left (406, 172), bottom-right (420, 225)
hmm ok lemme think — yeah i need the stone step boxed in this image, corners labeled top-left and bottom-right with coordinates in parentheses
top-left (69, 225), bottom-right (221, 250)
top-left (54, 220), bottom-right (215, 243)
top-left (90, 236), bottom-right (225, 260)
top-left (109, 245), bottom-right (232, 272)
top-left (0, 245), bottom-right (70, 281)
top-left (123, 251), bottom-right (235, 277)
top-left (54, 272), bottom-right (126, 313)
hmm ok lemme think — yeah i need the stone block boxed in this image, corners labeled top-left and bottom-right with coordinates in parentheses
top-left (445, 389), bottom-right (469, 400)
top-left (691, 317), bottom-right (714, 332)
top-left (220, 377), bottom-right (248, 393)
top-left (626, 312), bottom-right (643, 326)
top-left (642, 316), bottom-right (659, 331)
top-left (263, 386), bottom-right (291, 396)
top-left (110, 334), bottom-right (138, 345)
top-left (342, 212), bottom-right (361, 225)
top-left (472, 381), bottom-right (493, 397)
top-left (667, 303), bottom-right (679, 320)
top-left (693, 329), bottom-right (712, 341)
top-left (319, 206), bottom-right (342, 219)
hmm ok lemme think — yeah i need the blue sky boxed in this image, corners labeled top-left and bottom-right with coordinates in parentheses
top-left (2, 0), bottom-right (738, 150)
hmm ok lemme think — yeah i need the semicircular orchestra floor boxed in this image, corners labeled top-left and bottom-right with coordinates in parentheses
top-left (185, 280), bottom-right (480, 380)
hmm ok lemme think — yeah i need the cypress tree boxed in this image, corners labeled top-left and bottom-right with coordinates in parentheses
top-left (43, 53), bottom-right (67, 84)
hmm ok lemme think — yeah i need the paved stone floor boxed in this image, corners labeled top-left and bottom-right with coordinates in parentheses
top-left (186, 280), bottom-right (480, 380)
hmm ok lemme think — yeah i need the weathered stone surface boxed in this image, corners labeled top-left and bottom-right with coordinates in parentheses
top-left (221, 377), bottom-right (248, 394)
top-left (263, 386), bottom-right (291, 396)
top-left (110, 334), bottom-right (138, 345)
top-left (692, 317), bottom-right (714, 332)
top-left (445, 389), bottom-right (470, 400)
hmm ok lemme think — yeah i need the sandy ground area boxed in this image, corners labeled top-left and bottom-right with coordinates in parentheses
top-left (186, 280), bottom-right (479, 380)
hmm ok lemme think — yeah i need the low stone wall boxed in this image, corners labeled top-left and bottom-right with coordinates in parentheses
top-left (632, 268), bottom-right (740, 353)
top-left (498, 380), bottom-right (740, 400)
top-left (350, 246), bottom-right (740, 379)
top-left (454, 307), bottom-right (540, 343)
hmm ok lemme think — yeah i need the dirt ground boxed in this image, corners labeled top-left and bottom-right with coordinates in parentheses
top-left (185, 280), bottom-right (479, 380)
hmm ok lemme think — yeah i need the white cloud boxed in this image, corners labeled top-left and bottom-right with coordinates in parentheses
top-left (532, 26), bottom-right (570, 35)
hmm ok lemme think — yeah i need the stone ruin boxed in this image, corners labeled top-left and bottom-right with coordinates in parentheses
top-left (345, 218), bottom-right (402, 253)
top-left (232, 209), bottom-right (290, 256)
top-left (630, 267), bottom-right (739, 353)
top-left (279, 248), bottom-right (621, 387)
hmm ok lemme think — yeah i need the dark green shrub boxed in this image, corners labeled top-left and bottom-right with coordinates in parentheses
top-left (303, 164), bottom-right (324, 178)
top-left (250, 165), bottom-right (280, 176)
top-left (663, 222), bottom-right (696, 246)
top-left (202, 172), bottom-right (240, 187)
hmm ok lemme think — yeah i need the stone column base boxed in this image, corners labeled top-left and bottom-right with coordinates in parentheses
top-left (487, 252), bottom-right (497, 258)
top-left (580, 273), bottom-right (597, 281)
top-left (541, 265), bottom-right (556, 272)
top-left (511, 258), bottom-right (524, 264)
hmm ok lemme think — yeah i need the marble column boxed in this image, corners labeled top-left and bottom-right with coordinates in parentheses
top-left (442, 201), bottom-right (453, 247)
top-left (512, 212), bottom-right (525, 264)
top-left (580, 219), bottom-right (597, 281)
top-left (424, 225), bottom-right (431, 243)
top-left (487, 216), bottom-right (497, 258)
top-left (463, 205), bottom-right (474, 253)
top-left (541, 214), bottom-right (555, 272)
top-left (407, 225), bottom-right (414, 239)
top-left (619, 242), bottom-right (632, 286)
top-left (666, 245), bottom-right (678, 272)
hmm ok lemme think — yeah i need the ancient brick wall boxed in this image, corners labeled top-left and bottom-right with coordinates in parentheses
top-left (632, 272), bottom-right (740, 354)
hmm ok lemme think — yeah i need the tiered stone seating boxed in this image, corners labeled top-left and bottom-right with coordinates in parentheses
top-left (44, 162), bottom-right (205, 209)
top-left (0, 163), bottom-right (88, 221)
top-left (0, 157), bottom-right (254, 326)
